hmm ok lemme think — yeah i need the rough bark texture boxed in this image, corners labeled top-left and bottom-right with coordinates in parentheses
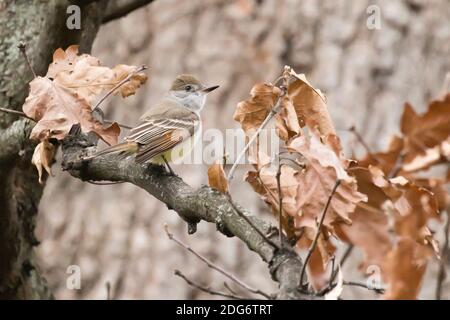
top-left (0, 0), bottom-right (107, 299)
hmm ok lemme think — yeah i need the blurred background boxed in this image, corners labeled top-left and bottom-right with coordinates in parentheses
top-left (35, 0), bottom-right (450, 299)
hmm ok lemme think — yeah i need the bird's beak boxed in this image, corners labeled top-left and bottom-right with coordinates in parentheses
top-left (201, 85), bottom-right (219, 93)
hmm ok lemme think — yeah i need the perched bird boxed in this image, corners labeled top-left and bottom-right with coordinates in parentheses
top-left (87, 74), bottom-right (219, 172)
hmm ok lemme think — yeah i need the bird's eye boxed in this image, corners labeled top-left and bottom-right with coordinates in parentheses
top-left (185, 85), bottom-right (193, 91)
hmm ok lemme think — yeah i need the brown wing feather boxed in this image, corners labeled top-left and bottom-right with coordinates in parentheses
top-left (134, 130), bottom-right (185, 163)
top-left (125, 106), bottom-right (199, 163)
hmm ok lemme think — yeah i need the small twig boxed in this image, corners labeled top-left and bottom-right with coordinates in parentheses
top-left (165, 224), bottom-right (272, 299)
top-left (86, 180), bottom-right (125, 185)
top-left (92, 65), bottom-right (147, 112)
top-left (276, 162), bottom-right (284, 247)
top-left (436, 209), bottom-right (450, 300)
top-left (0, 107), bottom-right (34, 121)
top-left (348, 125), bottom-right (373, 155)
top-left (102, 0), bottom-right (156, 24)
top-left (343, 280), bottom-right (385, 294)
top-left (103, 119), bottom-right (133, 130)
top-left (18, 42), bottom-right (37, 78)
top-left (227, 91), bottom-right (284, 181)
top-left (223, 282), bottom-right (237, 295)
top-left (174, 270), bottom-right (247, 300)
top-left (106, 282), bottom-right (111, 300)
top-left (226, 195), bottom-right (280, 250)
top-left (300, 180), bottom-right (341, 288)
top-left (328, 255), bottom-right (336, 288)
top-left (330, 245), bottom-right (354, 284)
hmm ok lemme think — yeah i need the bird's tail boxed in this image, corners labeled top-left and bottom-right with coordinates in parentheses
top-left (83, 141), bottom-right (139, 161)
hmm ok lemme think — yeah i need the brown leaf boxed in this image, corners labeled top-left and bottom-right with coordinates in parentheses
top-left (338, 167), bottom-right (392, 270)
top-left (50, 46), bottom-right (147, 103)
top-left (383, 238), bottom-right (430, 300)
top-left (244, 164), bottom-right (299, 235)
top-left (31, 139), bottom-right (56, 184)
top-left (369, 166), bottom-right (439, 241)
top-left (23, 77), bottom-right (120, 145)
top-left (287, 69), bottom-right (336, 137)
top-left (358, 135), bottom-right (404, 176)
top-left (287, 134), bottom-right (367, 231)
top-left (233, 83), bottom-right (281, 135)
top-left (401, 94), bottom-right (450, 163)
top-left (207, 161), bottom-right (229, 193)
top-left (275, 95), bottom-right (301, 141)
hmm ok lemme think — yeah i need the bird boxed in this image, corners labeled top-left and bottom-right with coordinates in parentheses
top-left (86, 74), bottom-right (219, 173)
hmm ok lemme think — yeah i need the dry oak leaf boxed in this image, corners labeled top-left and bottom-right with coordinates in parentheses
top-left (275, 95), bottom-right (301, 141)
top-left (233, 83), bottom-right (281, 135)
top-left (208, 161), bottom-right (229, 193)
top-left (286, 134), bottom-right (367, 231)
top-left (48, 46), bottom-right (147, 103)
top-left (234, 83), bottom-right (281, 166)
top-left (369, 166), bottom-right (439, 240)
top-left (31, 139), bottom-right (56, 184)
top-left (383, 237), bottom-right (431, 300)
top-left (369, 166), bottom-right (440, 260)
top-left (337, 167), bottom-right (392, 270)
top-left (23, 77), bottom-right (120, 145)
top-left (287, 68), bottom-right (336, 137)
top-left (358, 135), bottom-right (404, 176)
top-left (401, 94), bottom-right (450, 163)
top-left (244, 164), bottom-right (299, 235)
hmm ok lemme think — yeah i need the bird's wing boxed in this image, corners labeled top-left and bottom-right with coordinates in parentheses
top-left (125, 105), bottom-right (199, 163)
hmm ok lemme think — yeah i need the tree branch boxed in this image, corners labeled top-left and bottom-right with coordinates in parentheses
top-left (57, 129), bottom-right (317, 300)
top-left (0, 118), bottom-right (35, 164)
top-left (165, 224), bottom-right (273, 299)
top-left (174, 270), bottom-right (247, 300)
top-left (103, 0), bottom-right (156, 24)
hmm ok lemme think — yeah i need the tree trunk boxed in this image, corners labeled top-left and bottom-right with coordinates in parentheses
top-left (0, 0), bottom-right (107, 299)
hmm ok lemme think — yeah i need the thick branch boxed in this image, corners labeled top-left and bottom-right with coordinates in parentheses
top-left (0, 118), bottom-right (34, 164)
top-left (103, 0), bottom-right (156, 24)
top-left (60, 131), bottom-right (317, 300)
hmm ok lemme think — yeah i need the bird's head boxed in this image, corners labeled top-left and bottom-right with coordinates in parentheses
top-left (168, 74), bottom-right (219, 112)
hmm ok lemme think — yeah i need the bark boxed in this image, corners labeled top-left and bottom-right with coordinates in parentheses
top-left (0, 0), bottom-right (107, 299)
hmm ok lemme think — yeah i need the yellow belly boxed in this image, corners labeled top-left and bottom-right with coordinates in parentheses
top-left (150, 135), bottom-right (195, 165)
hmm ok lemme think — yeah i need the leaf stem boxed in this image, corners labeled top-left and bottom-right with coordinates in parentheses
top-left (92, 65), bottom-right (147, 112)
top-left (165, 224), bottom-right (273, 299)
top-left (18, 42), bottom-right (37, 78)
top-left (300, 179), bottom-right (341, 288)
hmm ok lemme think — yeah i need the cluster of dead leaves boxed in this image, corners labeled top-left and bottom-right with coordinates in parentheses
top-left (208, 65), bottom-right (450, 299)
top-left (22, 45), bottom-right (147, 183)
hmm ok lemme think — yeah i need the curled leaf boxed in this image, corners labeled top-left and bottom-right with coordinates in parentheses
top-left (287, 68), bottom-right (336, 137)
top-left (275, 95), bottom-right (301, 141)
top-left (208, 161), bottom-right (229, 194)
top-left (401, 94), bottom-right (450, 163)
top-left (32, 139), bottom-right (56, 184)
top-left (233, 83), bottom-right (281, 135)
